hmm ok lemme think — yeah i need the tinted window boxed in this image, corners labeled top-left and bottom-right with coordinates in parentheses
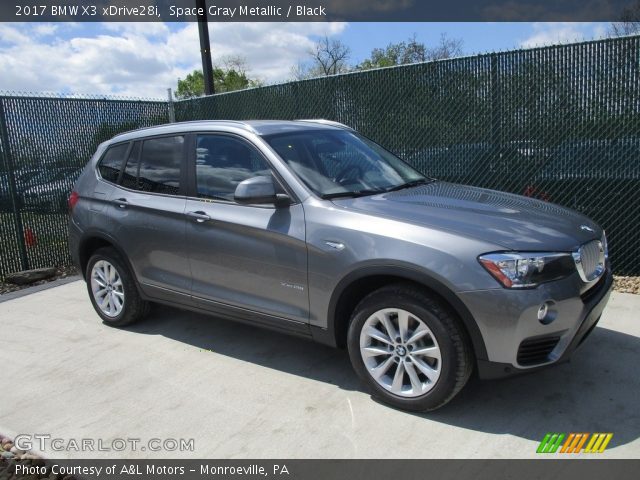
top-left (195, 135), bottom-right (271, 201)
top-left (120, 142), bottom-right (141, 190)
top-left (137, 136), bottom-right (184, 195)
top-left (98, 143), bottom-right (128, 183)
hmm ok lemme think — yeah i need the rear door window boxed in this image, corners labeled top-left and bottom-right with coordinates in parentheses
top-left (128, 136), bottom-right (184, 195)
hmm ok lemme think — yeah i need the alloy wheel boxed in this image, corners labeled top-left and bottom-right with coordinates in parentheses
top-left (90, 260), bottom-right (125, 318)
top-left (359, 308), bottom-right (442, 397)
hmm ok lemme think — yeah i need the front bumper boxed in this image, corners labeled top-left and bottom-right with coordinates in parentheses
top-left (459, 268), bottom-right (613, 379)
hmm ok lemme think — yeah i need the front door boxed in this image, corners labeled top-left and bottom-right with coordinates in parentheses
top-left (185, 133), bottom-right (309, 324)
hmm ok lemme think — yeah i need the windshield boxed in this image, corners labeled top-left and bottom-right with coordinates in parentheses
top-left (264, 129), bottom-right (428, 198)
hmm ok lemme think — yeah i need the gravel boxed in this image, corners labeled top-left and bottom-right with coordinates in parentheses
top-left (0, 434), bottom-right (71, 480)
top-left (613, 276), bottom-right (640, 295)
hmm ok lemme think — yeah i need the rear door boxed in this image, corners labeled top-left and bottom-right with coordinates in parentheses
top-left (184, 133), bottom-right (309, 324)
top-left (109, 135), bottom-right (191, 303)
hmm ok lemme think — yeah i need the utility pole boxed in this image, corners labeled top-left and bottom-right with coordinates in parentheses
top-left (196, 0), bottom-right (215, 95)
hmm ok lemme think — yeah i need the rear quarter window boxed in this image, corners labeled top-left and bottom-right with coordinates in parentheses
top-left (98, 143), bottom-right (129, 183)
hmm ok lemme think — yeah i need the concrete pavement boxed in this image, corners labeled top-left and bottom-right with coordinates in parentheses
top-left (1, 281), bottom-right (639, 459)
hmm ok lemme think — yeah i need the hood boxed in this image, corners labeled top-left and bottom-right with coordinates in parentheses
top-left (333, 182), bottom-right (602, 251)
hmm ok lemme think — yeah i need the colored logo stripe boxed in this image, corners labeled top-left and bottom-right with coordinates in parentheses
top-left (560, 433), bottom-right (589, 453)
top-left (537, 433), bottom-right (613, 454)
top-left (537, 433), bottom-right (565, 453)
top-left (585, 433), bottom-right (613, 453)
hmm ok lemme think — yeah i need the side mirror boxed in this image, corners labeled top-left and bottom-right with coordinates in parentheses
top-left (234, 176), bottom-right (290, 207)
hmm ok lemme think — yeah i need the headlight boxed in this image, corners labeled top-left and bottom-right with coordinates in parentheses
top-left (478, 252), bottom-right (575, 288)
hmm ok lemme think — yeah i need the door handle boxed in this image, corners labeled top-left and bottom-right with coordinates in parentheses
top-left (113, 198), bottom-right (128, 209)
top-left (186, 211), bottom-right (211, 223)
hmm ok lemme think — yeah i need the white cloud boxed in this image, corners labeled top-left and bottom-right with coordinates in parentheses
top-left (519, 23), bottom-right (598, 48)
top-left (0, 22), bottom-right (347, 98)
top-left (32, 23), bottom-right (59, 37)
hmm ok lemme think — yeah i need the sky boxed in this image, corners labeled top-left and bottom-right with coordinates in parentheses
top-left (0, 21), bottom-right (611, 99)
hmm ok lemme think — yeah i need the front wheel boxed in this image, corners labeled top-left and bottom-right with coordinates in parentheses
top-left (347, 284), bottom-right (473, 411)
top-left (86, 247), bottom-right (148, 327)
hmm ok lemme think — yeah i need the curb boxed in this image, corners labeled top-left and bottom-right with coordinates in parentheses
top-left (0, 276), bottom-right (82, 303)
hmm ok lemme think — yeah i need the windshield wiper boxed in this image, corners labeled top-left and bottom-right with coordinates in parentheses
top-left (384, 178), bottom-right (433, 192)
top-left (321, 189), bottom-right (385, 200)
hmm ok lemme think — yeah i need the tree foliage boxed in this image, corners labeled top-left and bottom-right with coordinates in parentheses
top-left (175, 57), bottom-right (261, 99)
top-left (356, 34), bottom-right (463, 71)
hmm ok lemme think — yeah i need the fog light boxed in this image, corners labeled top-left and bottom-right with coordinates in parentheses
top-left (537, 301), bottom-right (556, 325)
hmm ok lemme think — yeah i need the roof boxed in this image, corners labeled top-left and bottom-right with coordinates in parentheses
top-left (111, 119), bottom-right (353, 142)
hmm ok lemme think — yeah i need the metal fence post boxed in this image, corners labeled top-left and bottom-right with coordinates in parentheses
top-left (0, 97), bottom-right (29, 272)
top-left (167, 88), bottom-right (176, 123)
top-left (490, 53), bottom-right (502, 178)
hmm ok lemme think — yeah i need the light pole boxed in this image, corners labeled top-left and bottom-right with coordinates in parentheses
top-left (196, 0), bottom-right (215, 95)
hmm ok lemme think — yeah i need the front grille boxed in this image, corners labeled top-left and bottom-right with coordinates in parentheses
top-left (517, 335), bottom-right (562, 366)
top-left (574, 240), bottom-right (605, 283)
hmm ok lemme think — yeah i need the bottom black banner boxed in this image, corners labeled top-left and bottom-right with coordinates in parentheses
top-left (1, 459), bottom-right (639, 480)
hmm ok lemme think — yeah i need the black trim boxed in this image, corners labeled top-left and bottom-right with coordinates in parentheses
top-left (116, 140), bottom-right (138, 185)
top-left (185, 133), bottom-right (197, 198)
top-left (517, 334), bottom-right (562, 366)
top-left (139, 283), bottom-right (311, 339)
top-left (318, 264), bottom-right (489, 361)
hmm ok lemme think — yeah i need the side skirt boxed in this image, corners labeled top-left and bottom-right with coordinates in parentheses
top-left (139, 282), bottom-right (312, 339)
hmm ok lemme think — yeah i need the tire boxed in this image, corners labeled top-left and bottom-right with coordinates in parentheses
top-left (85, 247), bottom-right (148, 327)
top-left (347, 283), bottom-right (473, 411)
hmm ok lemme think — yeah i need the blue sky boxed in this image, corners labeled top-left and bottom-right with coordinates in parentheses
top-left (342, 23), bottom-right (609, 61)
top-left (0, 22), bottom-right (611, 98)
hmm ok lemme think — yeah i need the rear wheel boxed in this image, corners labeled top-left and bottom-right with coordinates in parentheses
top-left (86, 247), bottom-right (148, 327)
top-left (347, 284), bottom-right (473, 411)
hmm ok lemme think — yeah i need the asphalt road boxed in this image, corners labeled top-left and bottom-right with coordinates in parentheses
top-left (1, 281), bottom-right (639, 458)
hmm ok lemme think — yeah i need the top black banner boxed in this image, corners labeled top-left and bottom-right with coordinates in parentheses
top-left (2, 0), bottom-right (640, 22)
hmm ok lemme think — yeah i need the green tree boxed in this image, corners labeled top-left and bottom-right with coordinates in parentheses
top-left (356, 34), bottom-right (463, 71)
top-left (175, 57), bottom-right (261, 99)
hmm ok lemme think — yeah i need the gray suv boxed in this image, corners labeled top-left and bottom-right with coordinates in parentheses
top-left (69, 120), bottom-right (613, 411)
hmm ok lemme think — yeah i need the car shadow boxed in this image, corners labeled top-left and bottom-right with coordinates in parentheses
top-left (127, 305), bottom-right (640, 449)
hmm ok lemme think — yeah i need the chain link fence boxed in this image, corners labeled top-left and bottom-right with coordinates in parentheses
top-left (0, 94), bottom-right (168, 277)
top-left (1, 35), bottom-right (639, 279)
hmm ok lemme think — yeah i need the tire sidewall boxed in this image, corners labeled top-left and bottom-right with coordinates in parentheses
top-left (347, 292), bottom-right (460, 411)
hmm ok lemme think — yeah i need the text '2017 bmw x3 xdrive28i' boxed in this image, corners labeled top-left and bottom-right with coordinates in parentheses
top-left (69, 120), bottom-right (613, 411)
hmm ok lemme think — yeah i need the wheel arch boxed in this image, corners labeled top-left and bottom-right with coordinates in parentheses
top-left (317, 265), bottom-right (488, 362)
top-left (78, 230), bottom-right (138, 284)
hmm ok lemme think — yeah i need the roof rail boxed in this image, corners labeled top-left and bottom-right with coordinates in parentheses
top-left (296, 119), bottom-right (354, 131)
top-left (113, 120), bottom-right (257, 138)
